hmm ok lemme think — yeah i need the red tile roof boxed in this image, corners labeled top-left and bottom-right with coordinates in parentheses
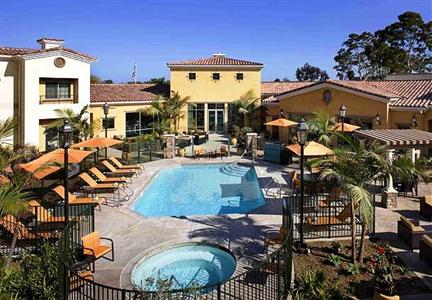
top-left (90, 84), bottom-right (169, 103)
top-left (369, 80), bottom-right (432, 109)
top-left (0, 46), bottom-right (96, 61)
top-left (262, 81), bottom-right (314, 97)
top-left (167, 55), bottom-right (263, 67)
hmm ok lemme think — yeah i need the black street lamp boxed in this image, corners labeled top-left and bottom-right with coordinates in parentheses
top-left (296, 118), bottom-right (308, 251)
top-left (339, 104), bottom-right (347, 132)
top-left (375, 113), bottom-right (382, 126)
top-left (412, 114), bottom-right (418, 128)
top-left (103, 102), bottom-right (110, 158)
top-left (59, 120), bottom-right (73, 227)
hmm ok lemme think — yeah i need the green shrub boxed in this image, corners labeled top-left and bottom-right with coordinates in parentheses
top-left (293, 269), bottom-right (345, 300)
top-left (345, 263), bottom-right (360, 275)
top-left (327, 254), bottom-right (342, 267)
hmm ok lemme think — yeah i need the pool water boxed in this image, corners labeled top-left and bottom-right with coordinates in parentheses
top-left (131, 244), bottom-right (236, 291)
top-left (133, 164), bottom-right (265, 217)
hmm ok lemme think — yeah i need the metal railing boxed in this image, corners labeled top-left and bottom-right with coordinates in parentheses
top-left (284, 193), bottom-right (375, 240)
top-left (39, 95), bottom-right (78, 104)
top-left (60, 206), bottom-right (294, 299)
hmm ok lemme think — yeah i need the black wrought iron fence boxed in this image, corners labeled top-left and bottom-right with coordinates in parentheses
top-left (284, 193), bottom-right (375, 240)
top-left (59, 206), bottom-right (294, 299)
top-left (121, 140), bottom-right (163, 164)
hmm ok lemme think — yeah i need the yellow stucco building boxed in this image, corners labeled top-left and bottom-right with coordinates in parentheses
top-left (262, 76), bottom-right (432, 140)
top-left (167, 53), bottom-right (263, 133)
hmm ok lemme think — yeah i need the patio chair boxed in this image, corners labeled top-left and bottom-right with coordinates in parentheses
top-left (306, 204), bottom-right (353, 227)
top-left (419, 234), bottom-right (432, 267)
top-left (28, 200), bottom-right (65, 224)
top-left (397, 216), bottom-right (430, 250)
top-left (89, 167), bottom-right (131, 184)
top-left (0, 215), bottom-right (59, 240)
top-left (52, 185), bottom-right (106, 210)
top-left (194, 146), bottom-right (207, 158)
top-left (264, 225), bottom-right (287, 253)
top-left (219, 145), bottom-right (229, 159)
top-left (69, 270), bottom-right (94, 292)
top-left (101, 160), bottom-right (136, 177)
top-left (109, 157), bottom-right (142, 174)
top-left (420, 196), bottom-right (432, 221)
top-left (81, 231), bottom-right (114, 270)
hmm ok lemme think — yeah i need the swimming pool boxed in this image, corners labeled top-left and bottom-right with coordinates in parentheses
top-left (131, 243), bottom-right (236, 291)
top-left (133, 164), bottom-right (265, 217)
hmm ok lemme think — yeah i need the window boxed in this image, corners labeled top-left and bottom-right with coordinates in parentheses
top-left (236, 73), bottom-right (244, 80)
top-left (228, 103), bottom-right (238, 132)
top-left (212, 73), bottom-right (220, 80)
top-left (208, 103), bottom-right (224, 109)
top-left (125, 112), bottom-right (154, 138)
top-left (40, 78), bottom-right (77, 103)
top-left (188, 103), bottom-right (205, 131)
top-left (188, 73), bottom-right (196, 80)
top-left (44, 127), bottom-right (59, 151)
top-left (102, 117), bottom-right (115, 129)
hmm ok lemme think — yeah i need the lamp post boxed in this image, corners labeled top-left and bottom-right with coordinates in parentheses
top-left (296, 118), bottom-right (308, 251)
top-left (59, 120), bottom-right (73, 227)
top-left (103, 102), bottom-right (110, 159)
top-left (339, 104), bottom-right (347, 132)
top-left (375, 113), bottom-right (381, 127)
top-left (412, 114), bottom-right (418, 128)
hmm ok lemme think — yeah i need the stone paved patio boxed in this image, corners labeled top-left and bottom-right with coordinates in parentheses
top-left (92, 157), bottom-right (290, 289)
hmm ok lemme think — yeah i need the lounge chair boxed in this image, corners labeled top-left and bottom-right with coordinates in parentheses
top-left (101, 160), bottom-right (136, 177)
top-left (0, 215), bottom-right (59, 240)
top-left (420, 234), bottom-right (432, 267)
top-left (306, 204), bottom-right (353, 227)
top-left (219, 145), bottom-right (229, 159)
top-left (28, 200), bottom-right (65, 224)
top-left (264, 225), bottom-right (287, 253)
top-left (109, 157), bottom-right (142, 174)
top-left (89, 167), bottom-right (130, 184)
top-left (397, 216), bottom-right (430, 250)
top-left (79, 172), bottom-right (131, 203)
top-left (420, 196), bottom-right (432, 221)
top-left (81, 231), bottom-right (114, 270)
top-left (52, 185), bottom-right (106, 210)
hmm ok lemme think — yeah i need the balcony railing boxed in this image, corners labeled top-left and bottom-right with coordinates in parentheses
top-left (39, 95), bottom-right (78, 104)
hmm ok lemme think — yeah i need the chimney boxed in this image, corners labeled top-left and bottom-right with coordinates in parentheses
top-left (37, 37), bottom-right (65, 50)
top-left (212, 52), bottom-right (226, 58)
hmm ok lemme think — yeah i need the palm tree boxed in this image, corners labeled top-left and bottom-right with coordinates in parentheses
top-left (307, 111), bottom-right (337, 146)
top-left (48, 105), bottom-right (93, 142)
top-left (311, 135), bottom-right (386, 263)
top-left (233, 89), bottom-right (260, 128)
top-left (0, 118), bottom-right (31, 267)
top-left (165, 91), bottom-right (190, 132)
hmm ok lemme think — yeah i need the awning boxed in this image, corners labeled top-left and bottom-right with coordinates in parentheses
top-left (264, 118), bottom-right (297, 127)
top-left (354, 129), bottom-right (432, 148)
top-left (333, 122), bottom-right (361, 132)
top-left (71, 136), bottom-right (123, 149)
top-left (286, 141), bottom-right (334, 157)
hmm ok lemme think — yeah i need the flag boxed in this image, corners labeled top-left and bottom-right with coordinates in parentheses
top-left (131, 64), bottom-right (137, 83)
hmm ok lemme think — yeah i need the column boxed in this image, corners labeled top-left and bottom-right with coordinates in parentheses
top-left (409, 148), bottom-right (418, 162)
top-left (382, 149), bottom-right (398, 208)
top-left (204, 103), bottom-right (209, 132)
top-left (224, 103), bottom-right (229, 133)
top-left (246, 133), bottom-right (258, 159)
top-left (162, 134), bottom-right (175, 159)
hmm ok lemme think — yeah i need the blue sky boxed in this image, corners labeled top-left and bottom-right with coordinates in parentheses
top-left (1, 0), bottom-right (431, 82)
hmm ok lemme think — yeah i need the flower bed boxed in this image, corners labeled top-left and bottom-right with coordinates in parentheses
top-left (293, 238), bottom-right (430, 299)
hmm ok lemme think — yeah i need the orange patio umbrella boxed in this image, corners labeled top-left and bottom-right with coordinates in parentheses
top-left (264, 118), bottom-right (297, 127)
top-left (71, 136), bottom-right (123, 149)
top-left (286, 141), bottom-right (334, 157)
top-left (333, 122), bottom-right (360, 133)
top-left (20, 149), bottom-right (93, 179)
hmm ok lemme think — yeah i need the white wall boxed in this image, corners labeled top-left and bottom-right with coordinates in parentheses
top-left (23, 54), bottom-right (91, 147)
top-left (0, 58), bottom-right (17, 144)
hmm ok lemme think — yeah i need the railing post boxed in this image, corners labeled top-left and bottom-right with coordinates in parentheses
top-left (137, 140), bottom-right (141, 164)
top-left (149, 145), bottom-right (152, 162)
top-left (277, 250), bottom-right (281, 299)
top-left (217, 283), bottom-right (221, 300)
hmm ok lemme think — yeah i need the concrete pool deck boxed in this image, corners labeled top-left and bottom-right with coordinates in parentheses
top-left (92, 157), bottom-right (290, 288)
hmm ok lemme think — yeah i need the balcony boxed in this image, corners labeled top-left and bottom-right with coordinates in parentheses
top-left (39, 95), bottom-right (78, 104)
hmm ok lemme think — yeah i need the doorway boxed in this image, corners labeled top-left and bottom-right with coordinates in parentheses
top-left (208, 104), bottom-right (225, 132)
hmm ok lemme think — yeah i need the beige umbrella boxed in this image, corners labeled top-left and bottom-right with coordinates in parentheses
top-left (333, 122), bottom-right (360, 132)
top-left (286, 141), bottom-right (334, 157)
top-left (264, 118), bottom-right (297, 127)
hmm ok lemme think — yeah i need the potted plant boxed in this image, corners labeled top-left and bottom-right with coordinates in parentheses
top-left (371, 244), bottom-right (400, 300)
top-left (230, 133), bottom-right (237, 146)
top-left (177, 141), bottom-right (187, 157)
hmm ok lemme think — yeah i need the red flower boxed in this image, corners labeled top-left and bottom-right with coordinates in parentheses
top-left (376, 246), bottom-right (385, 255)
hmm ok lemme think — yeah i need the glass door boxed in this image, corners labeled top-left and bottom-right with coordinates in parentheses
top-left (216, 110), bottom-right (224, 132)
top-left (208, 110), bottom-right (216, 132)
top-left (208, 109), bottom-right (224, 133)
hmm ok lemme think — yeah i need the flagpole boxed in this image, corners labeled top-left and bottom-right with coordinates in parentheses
top-left (135, 63), bottom-right (137, 84)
